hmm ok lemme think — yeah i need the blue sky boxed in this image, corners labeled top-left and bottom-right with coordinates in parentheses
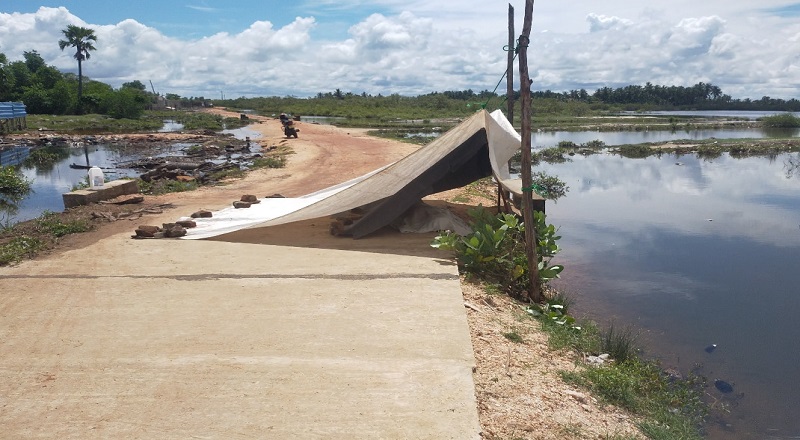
top-left (1, 1), bottom-right (388, 39)
top-left (1, 1), bottom-right (799, 99)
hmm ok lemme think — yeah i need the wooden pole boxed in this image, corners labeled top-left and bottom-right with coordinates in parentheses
top-left (506, 4), bottom-right (515, 125)
top-left (518, 0), bottom-right (541, 303)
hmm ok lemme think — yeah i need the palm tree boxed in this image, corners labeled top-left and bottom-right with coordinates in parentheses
top-left (58, 25), bottom-right (97, 114)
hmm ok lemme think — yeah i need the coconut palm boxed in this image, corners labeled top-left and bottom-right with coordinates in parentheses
top-left (58, 25), bottom-right (97, 114)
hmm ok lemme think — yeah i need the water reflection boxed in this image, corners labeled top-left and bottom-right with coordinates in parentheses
top-left (540, 153), bottom-right (800, 439)
top-left (531, 127), bottom-right (799, 147)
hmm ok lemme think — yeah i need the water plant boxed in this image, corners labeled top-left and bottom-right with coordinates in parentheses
top-left (760, 113), bottom-right (800, 128)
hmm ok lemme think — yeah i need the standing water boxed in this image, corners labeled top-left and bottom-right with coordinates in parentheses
top-left (538, 152), bottom-right (800, 439)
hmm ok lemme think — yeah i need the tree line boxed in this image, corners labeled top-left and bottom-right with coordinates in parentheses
top-left (0, 25), bottom-right (160, 118)
top-left (530, 82), bottom-right (800, 111)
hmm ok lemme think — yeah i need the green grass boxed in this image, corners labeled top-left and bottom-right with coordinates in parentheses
top-left (0, 211), bottom-right (92, 266)
top-left (136, 178), bottom-right (198, 195)
top-left (0, 236), bottom-right (45, 266)
top-left (25, 109), bottom-right (250, 134)
top-left (503, 331), bottom-right (524, 343)
top-left (27, 113), bottom-right (163, 132)
top-left (529, 304), bottom-right (707, 440)
top-left (34, 211), bottom-right (91, 237)
top-left (251, 156), bottom-right (287, 169)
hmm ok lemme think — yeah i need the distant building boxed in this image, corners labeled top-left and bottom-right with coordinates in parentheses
top-left (0, 102), bottom-right (27, 133)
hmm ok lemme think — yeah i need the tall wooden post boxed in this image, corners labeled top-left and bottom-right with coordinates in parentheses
top-left (506, 4), bottom-right (515, 125)
top-left (518, 0), bottom-right (541, 303)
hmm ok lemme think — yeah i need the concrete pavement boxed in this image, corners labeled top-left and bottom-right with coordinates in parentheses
top-left (0, 218), bottom-right (481, 439)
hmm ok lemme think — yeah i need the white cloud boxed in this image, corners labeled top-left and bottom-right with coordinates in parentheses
top-left (0, 4), bottom-right (799, 99)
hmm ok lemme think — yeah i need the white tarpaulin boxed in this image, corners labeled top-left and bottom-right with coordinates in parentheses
top-left (182, 109), bottom-right (521, 240)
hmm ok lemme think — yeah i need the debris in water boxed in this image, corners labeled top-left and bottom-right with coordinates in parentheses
top-left (705, 344), bottom-right (718, 353)
top-left (714, 379), bottom-right (734, 394)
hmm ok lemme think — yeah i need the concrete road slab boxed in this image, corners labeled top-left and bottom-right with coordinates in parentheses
top-left (0, 222), bottom-right (480, 439)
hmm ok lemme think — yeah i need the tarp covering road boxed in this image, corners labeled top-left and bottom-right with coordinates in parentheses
top-left (182, 109), bottom-right (521, 240)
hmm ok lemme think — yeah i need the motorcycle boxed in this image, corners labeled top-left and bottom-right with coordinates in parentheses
top-left (280, 114), bottom-right (299, 138)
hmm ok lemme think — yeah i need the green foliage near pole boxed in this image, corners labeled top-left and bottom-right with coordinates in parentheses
top-left (431, 207), bottom-right (563, 299)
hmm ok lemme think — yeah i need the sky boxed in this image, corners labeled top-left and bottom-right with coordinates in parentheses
top-left (1, 1), bottom-right (799, 100)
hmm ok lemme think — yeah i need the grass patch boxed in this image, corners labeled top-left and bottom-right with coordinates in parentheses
top-left (137, 179), bottom-right (198, 195)
top-left (0, 211), bottom-right (92, 266)
top-left (0, 235), bottom-right (45, 266)
top-left (503, 331), bottom-right (524, 343)
top-left (527, 301), bottom-right (707, 440)
top-left (209, 168), bottom-right (246, 181)
top-left (34, 211), bottom-right (91, 237)
top-left (252, 155), bottom-right (287, 169)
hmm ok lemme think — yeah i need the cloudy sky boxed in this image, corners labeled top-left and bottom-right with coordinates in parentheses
top-left (1, 1), bottom-right (799, 100)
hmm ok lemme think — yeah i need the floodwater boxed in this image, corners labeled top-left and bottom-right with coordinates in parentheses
top-left (538, 152), bottom-right (800, 439)
top-left (625, 110), bottom-right (800, 120)
top-left (531, 127), bottom-right (799, 147)
top-left (4, 125), bottom-right (261, 224)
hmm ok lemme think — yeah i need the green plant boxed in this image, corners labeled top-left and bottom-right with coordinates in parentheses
top-left (583, 139), bottom-right (606, 149)
top-left (34, 211), bottom-right (91, 237)
top-left (601, 323), bottom-right (638, 363)
top-left (615, 144), bottom-right (652, 158)
top-left (431, 207), bottom-right (563, 298)
top-left (503, 331), bottom-right (524, 343)
top-left (0, 166), bottom-right (32, 203)
top-left (0, 235), bottom-right (45, 266)
top-left (137, 178), bottom-right (198, 195)
top-left (251, 156), bottom-right (286, 169)
top-left (761, 113), bottom-right (800, 128)
top-left (558, 140), bottom-right (578, 148)
top-left (22, 148), bottom-right (61, 168)
top-left (209, 168), bottom-right (245, 181)
top-left (526, 302), bottom-right (581, 332)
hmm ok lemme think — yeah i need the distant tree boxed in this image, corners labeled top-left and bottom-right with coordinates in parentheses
top-left (34, 66), bottom-right (63, 89)
top-left (6, 61), bottom-right (32, 99)
top-left (23, 50), bottom-right (46, 73)
top-left (122, 80), bottom-right (146, 91)
top-left (21, 84), bottom-right (52, 114)
top-left (58, 25), bottom-right (97, 114)
top-left (0, 52), bottom-right (13, 101)
top-left (103, 87), bottom-right (147, 119)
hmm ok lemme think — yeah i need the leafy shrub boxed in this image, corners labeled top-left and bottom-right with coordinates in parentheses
top-left (558, 140), bottom-right (578, 148)
top-left (616, 144), bottom-right (652, 158)
top-left (0, 166), bottom-right (32, 203)
top-left (761, 113), bottom-right (800, 128)
top-left (583, 139), bottom-right (606, 148)
top-left (431, 207), bottom-right (563, 298)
